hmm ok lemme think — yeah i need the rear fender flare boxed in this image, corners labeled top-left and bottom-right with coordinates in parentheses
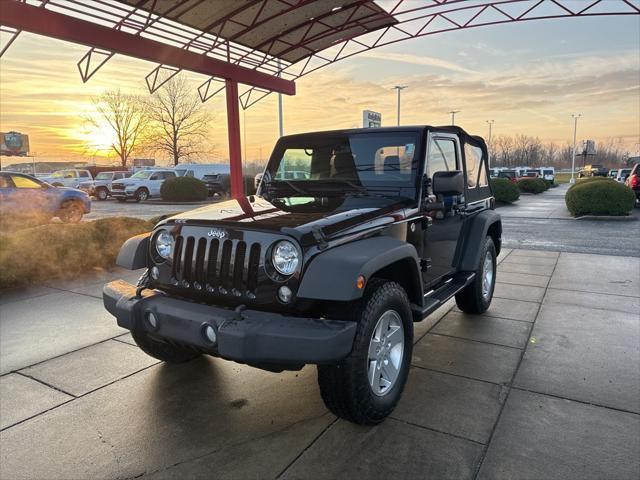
top-left (458, 210), bottom-right (501, 271)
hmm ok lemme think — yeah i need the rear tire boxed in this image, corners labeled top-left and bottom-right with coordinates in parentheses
top-left (58, 200), bottom-right (84, 224)
top-left (456, 236), bottom-right (496, 314)
top-left (131, 330), bottom-right (200, 363)
top-left (317, 279), bottom-right (413, 425)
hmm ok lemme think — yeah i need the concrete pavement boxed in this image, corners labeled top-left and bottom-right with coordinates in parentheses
top-left (1, 249), bottom-right (638, 479)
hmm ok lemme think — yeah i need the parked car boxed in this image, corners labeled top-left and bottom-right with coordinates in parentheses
top-left (616, 168), bottom-right (632, 183)
top-left (518, 171), bottom-right (539, 179)
top-left (202, 173), bottom-right (231, 198)
top-left (0, 172), bottom-right (91, 223)
top-left (538, 167), bottom-right (555, 184)
top-left (608, 169), bottom-right (618, 179)
top-left (104, 125), bottom-right (501, 425)
top-left (174, 163), bottom-right (230, 180)
top-left (111, 169), bottom-right (176, 202)
top-left (79, 171), bottom-right (131, 201)
top-left (496, 170), bottom-right (517, 183)
top-left (578, 164), bottom-right (609, 177)
top-left (624, 163), bottom-right (640, 204)
top-left (39, 169), bottom-right (93, 188)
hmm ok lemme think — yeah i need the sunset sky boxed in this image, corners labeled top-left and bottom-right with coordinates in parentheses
top-left (0, 9), bottom-right (639, 166)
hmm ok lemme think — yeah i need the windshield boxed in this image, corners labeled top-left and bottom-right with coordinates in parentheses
top-left (264, 132), bottom-right (419, 196)
top-left (95, 172), bottom-right (112, 180)
top-left (50, 170), bottom-right (70, 178)
top-left (130, 170), bottom-right (153, 179)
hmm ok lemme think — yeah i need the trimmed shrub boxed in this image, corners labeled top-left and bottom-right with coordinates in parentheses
top-left (565, 179), bottom-right (635, 217)
top-left (160, 176), bottom-right (208, 202)
top-left (518, 178), bottom-right (547, 194)
top-left (0, 217), bottom-right (153, 288)
top-left (490, 178), bottom-right (520, 203)
top-left (573, 176), bottom-right (608, 188)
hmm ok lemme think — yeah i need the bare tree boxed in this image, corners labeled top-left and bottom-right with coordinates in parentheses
top-left (88, 90), bottom-right (149, 167)
top-left (146, 77), bottom-right (212, 165)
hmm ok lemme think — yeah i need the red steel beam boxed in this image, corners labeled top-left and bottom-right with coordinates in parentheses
top-left (225, 79), bottom-right (244, 199)
top-left (0, 0), bottom-right (295, 95)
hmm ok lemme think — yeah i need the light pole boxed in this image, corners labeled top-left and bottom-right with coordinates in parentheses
top-left (277, 59), bottom-right (284, 137)
top-left (392, 86), bottom-right (407, 126)
top-left (570, 114), bottom-right (581, 184)
top-left (486, 120), bottom-right (495, 168)
top-left (449, 110), bottom-right (460, 125)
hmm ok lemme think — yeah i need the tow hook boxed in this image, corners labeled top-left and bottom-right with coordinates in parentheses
top-left (135, 269), bottom-right (152, 298)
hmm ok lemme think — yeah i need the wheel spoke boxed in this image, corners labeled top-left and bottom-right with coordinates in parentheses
top-left (386, 325), bottom-right (403, 347)
top-left (368, 337), bottom-right (381, 358)
top-left (368, 360), bottom-right (378, 389)
top-left (381, 358), bottom-right (399, 382)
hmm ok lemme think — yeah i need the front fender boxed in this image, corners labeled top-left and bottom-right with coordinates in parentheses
top-left (116, 233), bottom-right (150, 270)
top-left (297, 236), bottom-right (421, 302)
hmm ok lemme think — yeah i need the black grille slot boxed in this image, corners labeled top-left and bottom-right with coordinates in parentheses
top-left (206, 239), bottom-right (219, 285)
top-left (182, 237), bottom-right (195, 283)
top-left (194, 238), bottom-right (207, 286)
top-left (219, 240), bottom-right (233, 289)
top-left (233, 241), bottom-right (247, 291)
top-left (172, 236), bottom-right (184, 279)
top-left (247, 243), bottom-right (261, 292)
top-left (171, 235), bottom-right (261, 295)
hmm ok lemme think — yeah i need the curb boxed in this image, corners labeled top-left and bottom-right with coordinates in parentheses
top-left (574, 214), bottom-right (637, 221)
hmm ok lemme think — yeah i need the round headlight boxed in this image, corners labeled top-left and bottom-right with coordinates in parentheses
top-left (155, 230), bottom-right (174, 259)
top-left (272, 240), bottom-right (299, 275)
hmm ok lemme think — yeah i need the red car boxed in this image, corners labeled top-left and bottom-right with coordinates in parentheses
top-left (624, 163), bottom-right (640, 204)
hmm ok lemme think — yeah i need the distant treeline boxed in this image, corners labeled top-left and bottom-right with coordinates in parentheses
top-left (489, 135), bottom-right (634, 168)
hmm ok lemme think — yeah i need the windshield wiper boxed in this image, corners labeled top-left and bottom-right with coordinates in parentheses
top-left (267, 180), bottom-right (308, 196)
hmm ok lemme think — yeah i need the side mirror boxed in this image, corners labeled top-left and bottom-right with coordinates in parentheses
top-left (432, 170), bottom-right (464, 196)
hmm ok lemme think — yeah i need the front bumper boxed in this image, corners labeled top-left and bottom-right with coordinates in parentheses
top-left (103, 280), bottom-right (357, 366)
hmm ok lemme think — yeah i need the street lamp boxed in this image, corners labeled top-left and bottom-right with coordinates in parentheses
top-left (449, 110), bottom-right (460, 125)
top-left (570, 114), bottom-right (582, 184)
top-left (392, 86), bottom-right (407, 126)
top-left (486, 120), bottom-right (495, 168)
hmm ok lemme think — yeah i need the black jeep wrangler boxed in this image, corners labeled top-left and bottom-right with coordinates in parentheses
top-left (103, 126), bottom-right (501, 425)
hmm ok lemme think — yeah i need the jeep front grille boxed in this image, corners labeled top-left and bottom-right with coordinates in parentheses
top-left (171, 235), bottom-right (261, 295)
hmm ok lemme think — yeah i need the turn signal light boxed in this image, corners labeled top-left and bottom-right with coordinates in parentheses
top-left (356, 275), bottom-right (366, 290)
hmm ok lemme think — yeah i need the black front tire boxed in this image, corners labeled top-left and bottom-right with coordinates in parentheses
top-left (58, 200), bottom-right (84, 224)
top-left (131, 330), bottom-right (200, 363)
top-left (456, 236), bottom-right (497, 314)
top-left (317, 280), bottom-right (413, 425)
top-left (135, 188), bottom-right (149, 202)
top-left (96, 188), bottom-right (109, 201)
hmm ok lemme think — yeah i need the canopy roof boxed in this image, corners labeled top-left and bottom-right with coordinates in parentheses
top-left (119, 0), bottom-right (396, 64)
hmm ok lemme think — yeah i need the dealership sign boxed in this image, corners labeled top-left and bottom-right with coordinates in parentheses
top-left (363, 110), bottom-right (382, 128)
top-left (1, 131), bottom-right (30, 156)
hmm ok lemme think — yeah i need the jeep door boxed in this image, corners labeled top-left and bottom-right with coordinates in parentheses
top-left (421, 133), bottom-right (465, 286)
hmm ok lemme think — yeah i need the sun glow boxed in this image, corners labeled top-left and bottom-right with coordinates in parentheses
top-left (79, 119), bottom-right (119, 156)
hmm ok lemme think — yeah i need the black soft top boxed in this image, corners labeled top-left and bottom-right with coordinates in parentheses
top-left (279, 125), bottom-right (487, 150)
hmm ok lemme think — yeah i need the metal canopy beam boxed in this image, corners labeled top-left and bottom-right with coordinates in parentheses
top-left (0, 0), bottom-right (296, 95)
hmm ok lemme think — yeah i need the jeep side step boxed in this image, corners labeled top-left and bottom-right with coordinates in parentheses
top-left (410, 272), bottom-right (475, 321)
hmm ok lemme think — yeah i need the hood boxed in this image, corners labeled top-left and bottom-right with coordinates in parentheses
top-left (161, 195), bottom-right (414, 242)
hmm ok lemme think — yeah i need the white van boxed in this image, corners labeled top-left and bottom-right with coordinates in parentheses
top-left (537, 167), bottom-right (555, 183)
top-left (174, 163), bottom-right (230, 180)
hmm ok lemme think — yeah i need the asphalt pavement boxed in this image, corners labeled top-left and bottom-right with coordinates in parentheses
top-left (498, 184), bottom-right (640, 256)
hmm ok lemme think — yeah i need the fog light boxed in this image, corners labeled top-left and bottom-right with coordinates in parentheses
top-left (150, 266), bottom-right (160, 280)
top-left (203, 324), bottom-right (217, 344)
top-left (146, 312), bottom-right (158, 330)
top-left (278, 286), bottom-right (293, 303)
